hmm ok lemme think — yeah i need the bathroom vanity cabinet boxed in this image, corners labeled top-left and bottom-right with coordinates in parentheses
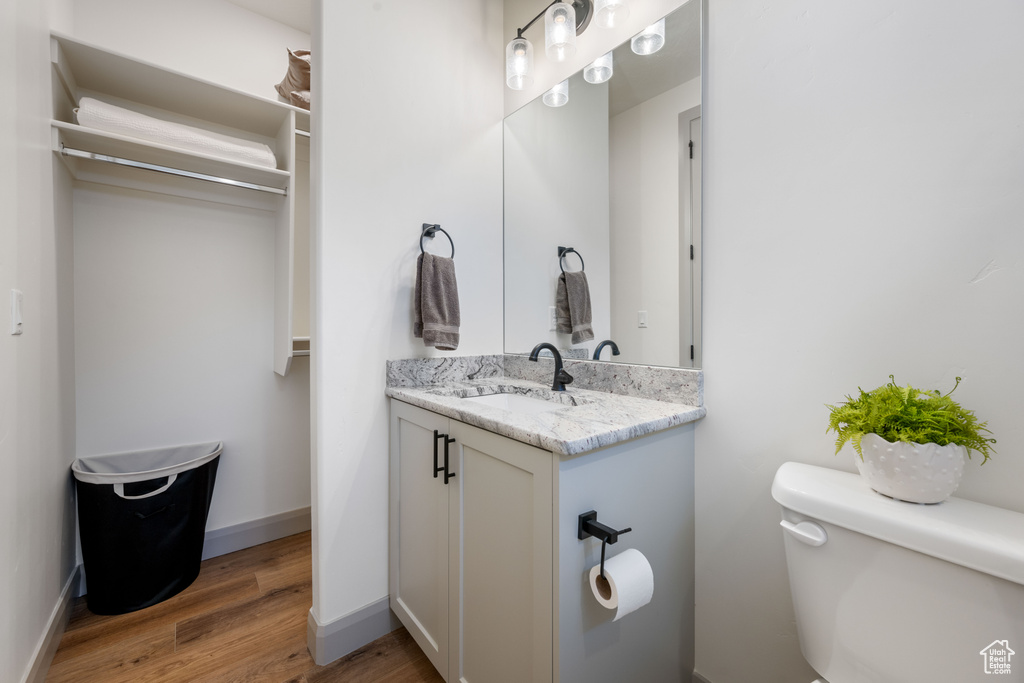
top-left (389, 398), bottom-right (696, 683)
top-left (389, 400), bottom-right (553, 682)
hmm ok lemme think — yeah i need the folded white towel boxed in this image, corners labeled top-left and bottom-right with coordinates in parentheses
top-left (75, 97), bottom-right (278, 169)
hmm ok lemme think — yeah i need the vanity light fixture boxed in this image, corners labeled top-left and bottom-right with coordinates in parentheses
top-left (583, 51), bottom-right (613, 84)
top-left (543, 79), bottom-right (570, 107)
top-left (506, 36), bottom-right (534, 90)
top-left (506, 0), bottom-right (593, 90)
top-left (631, 17), bottom-right (666, 55)
top-left (593, 0), bottom-right (629, 28)
top-left (545, 2), bottom-right (578, 61)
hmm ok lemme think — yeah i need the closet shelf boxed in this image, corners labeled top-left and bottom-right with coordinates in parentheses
top-left (51, 31), bottom-right (304, 376)
top-left (52, 32), bottom-right (307, 137)
top-left (52, 121), bottom-right (290, 194)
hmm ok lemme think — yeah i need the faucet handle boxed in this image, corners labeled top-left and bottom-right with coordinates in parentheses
top-left (557, 369), bottom-right (573, 385)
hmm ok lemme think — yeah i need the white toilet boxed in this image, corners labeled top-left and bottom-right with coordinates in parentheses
top-left (772, 462), bottom-right (1024, 683)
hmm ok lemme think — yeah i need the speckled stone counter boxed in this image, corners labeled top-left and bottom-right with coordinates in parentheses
top-left (385, 355), bottom-right (705, 456)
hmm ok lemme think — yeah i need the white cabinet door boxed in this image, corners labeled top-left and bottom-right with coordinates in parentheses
top-left (389, 400), bottom-right (454, 679)
top-left (448, 421), bottom-right (553, 683)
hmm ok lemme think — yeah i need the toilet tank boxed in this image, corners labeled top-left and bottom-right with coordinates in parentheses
top-left (772, 462), bottom-right (1024, 683)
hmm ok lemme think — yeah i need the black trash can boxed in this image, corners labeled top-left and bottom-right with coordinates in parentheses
top-left (71, 441), bottom-right (222, 615)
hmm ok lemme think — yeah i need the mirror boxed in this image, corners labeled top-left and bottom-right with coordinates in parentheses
top-left (503, 1), bottom-right (702, 368)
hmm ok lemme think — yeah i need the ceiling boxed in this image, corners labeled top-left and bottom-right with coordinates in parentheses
top-left (225, 0), bottom-right (312, 34)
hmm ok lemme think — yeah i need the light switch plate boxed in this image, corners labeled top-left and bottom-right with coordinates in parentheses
top-left (638, 310), bottom-right (648, 328)
top-left (11, 289), bottom-right (23, 335)
top-left (549, 306), bottom-right (557, 331)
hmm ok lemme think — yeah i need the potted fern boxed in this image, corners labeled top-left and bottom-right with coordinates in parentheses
top-left (826, 375), bottom-right (995, 504)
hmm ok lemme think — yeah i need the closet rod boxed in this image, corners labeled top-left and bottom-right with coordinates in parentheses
top-left (296, 129), bottom-right (310, 138)
top-left (60, 145), bottom-right (288, 196)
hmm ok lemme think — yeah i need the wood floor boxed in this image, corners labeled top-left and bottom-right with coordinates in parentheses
top-left (47, 532), bottom-right (444, 683)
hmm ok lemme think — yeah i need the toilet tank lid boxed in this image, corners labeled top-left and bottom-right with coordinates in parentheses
top-left (772, 462), bottom-right (1024, 587)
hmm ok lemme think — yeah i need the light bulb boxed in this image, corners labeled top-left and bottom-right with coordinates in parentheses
top-left (506, 37), bottom-right (534, 90)
top-left (584, 51), bottom-right (613, 84)
top-left (631, 18), bottom-right (666, 56)
top-left (594, 0), bottom-right (629, 29)
top-left (545, 2), bottom-right (577, 62)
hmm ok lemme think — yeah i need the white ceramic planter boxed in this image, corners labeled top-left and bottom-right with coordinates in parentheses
top-left (855, 433), bottom-right (967, 504)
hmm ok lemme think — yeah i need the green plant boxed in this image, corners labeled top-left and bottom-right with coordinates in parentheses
top-left (826, 375), bottom-right (995, 463)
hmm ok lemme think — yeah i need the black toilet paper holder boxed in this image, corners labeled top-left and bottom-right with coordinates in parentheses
top-left (578, 510), bottom-right (632, 579)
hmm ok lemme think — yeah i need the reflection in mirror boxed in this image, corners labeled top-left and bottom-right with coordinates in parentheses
top-left (503, 0), bottom-right (702, 368)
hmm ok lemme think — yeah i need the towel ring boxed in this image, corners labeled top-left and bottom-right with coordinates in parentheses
top-left (558, 246), bottom-right (584, 273)
top-left (421, 223), bottom-right (455, 259)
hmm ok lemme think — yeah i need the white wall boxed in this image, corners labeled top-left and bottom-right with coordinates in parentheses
top-left (312, 0), bottom-right (504, 636)
top-left (504, 73), bottom-right (610, 357)
top-left (504, 0), bottom-right (691, 115)
top-left (0, 0), bottom-right (77, 680)
top-left (72, 0), bottom-right (310, 102)
top-left (609, 76), bottom-right (700, 366)
top-left (73, 186), bottom-right (311, 531)
top-left (696, 1), bottom-right (1024, 681)
top-left (67, 0), bottom-right (311, 534)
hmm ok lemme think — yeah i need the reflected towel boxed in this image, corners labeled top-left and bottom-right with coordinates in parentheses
top-left (414, 253), bottom-right (460, 351)
top-left (555, 270), bottom-right (594, 345)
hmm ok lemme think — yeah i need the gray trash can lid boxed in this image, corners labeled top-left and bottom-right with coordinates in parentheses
top-left (72, 441), bottom-right (223, 485)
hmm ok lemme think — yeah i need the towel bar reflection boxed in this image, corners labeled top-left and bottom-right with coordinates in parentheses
top-left (60, 145), bottom-right (288, 196)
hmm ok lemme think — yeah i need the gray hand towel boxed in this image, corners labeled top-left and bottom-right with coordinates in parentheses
top-left (414, 252), bottom-right (460, 351)
top-left (555, 270), bottom-right (594, 344)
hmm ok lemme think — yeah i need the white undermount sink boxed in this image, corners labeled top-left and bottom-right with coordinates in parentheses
top-left (462, 392), bottom-right (567, 415)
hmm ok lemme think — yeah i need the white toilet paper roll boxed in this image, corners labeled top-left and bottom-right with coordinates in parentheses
top-left (588, 548), bottom-right (654, 621)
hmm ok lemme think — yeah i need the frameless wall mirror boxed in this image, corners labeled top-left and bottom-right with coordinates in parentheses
top-left (503, 0), bottom-right (702, 368)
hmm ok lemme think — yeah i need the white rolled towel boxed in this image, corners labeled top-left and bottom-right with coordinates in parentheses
top-left (75, 96), bottom-right (278, 169)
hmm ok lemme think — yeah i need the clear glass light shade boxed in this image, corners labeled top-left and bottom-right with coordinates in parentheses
top-left (584, 52), bottom-right (613, 84)
top-left (631, 17), bottom-right (666, 55)
top-left (542, 79), bottom-right (569, 107)
top-left (594, 0), bottom-right (629, 29)
top-left (545, 2), bottom-right (577, 62)
top-left (505, 37), bottom-right (534, 90)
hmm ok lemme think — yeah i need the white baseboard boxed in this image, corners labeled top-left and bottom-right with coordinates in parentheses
top-left (24, 565), bottom-right (79, 683)
top-left (202, 506), bottom-right (311, 560)
top-left (307, 597), bottom-right (402, 666)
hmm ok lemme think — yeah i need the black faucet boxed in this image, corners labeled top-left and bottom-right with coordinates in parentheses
top-left (593, 340), bottom-right (620, 361)
top-left (528, 343), bottom-right (574, 392)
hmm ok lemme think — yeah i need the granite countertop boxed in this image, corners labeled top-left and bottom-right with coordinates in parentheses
top-left (386, 377), bottom-right (706, 456)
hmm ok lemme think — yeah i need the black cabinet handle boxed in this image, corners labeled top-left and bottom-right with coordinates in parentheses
top-left (432, 430), bottom-right (457, 484)
top-left (443, 435), bottom-right (456, 485)
top-left (433, 430), bottom-right (445, 478)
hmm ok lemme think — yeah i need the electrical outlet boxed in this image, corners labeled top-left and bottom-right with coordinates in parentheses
top-left (549, 306), bottom-right (557, 331)
top-left (638, 310), bottom-right (648, 328)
